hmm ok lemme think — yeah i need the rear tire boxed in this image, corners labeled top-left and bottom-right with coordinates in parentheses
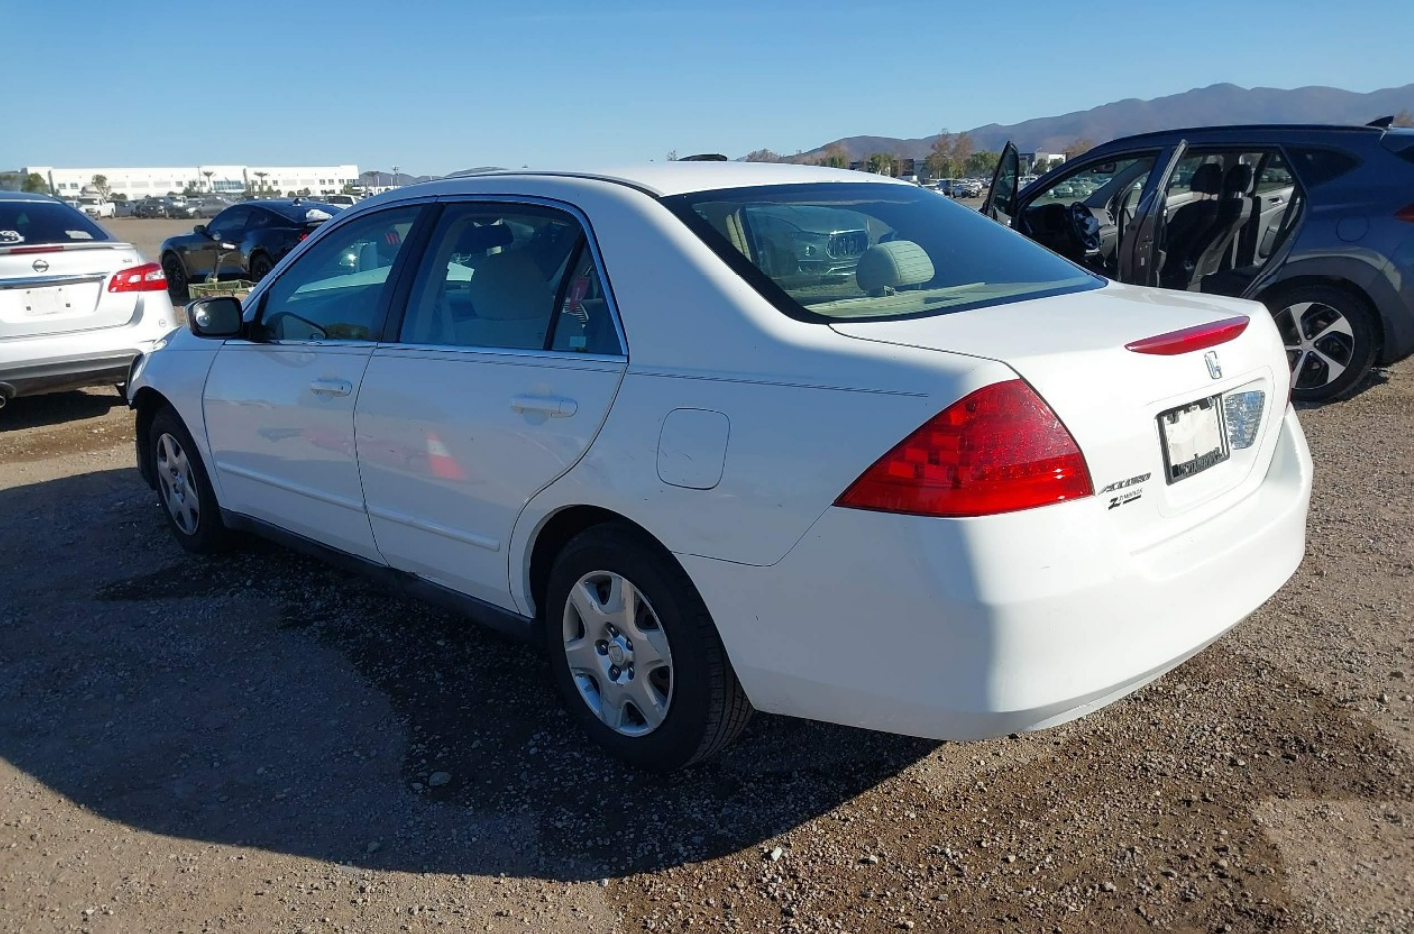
top-left (545, 523), bottom-right (752, 771)
top-left (149, 407), bottom-right (230, 554)
top-left (1263, 284), bottom-right (1378, 403)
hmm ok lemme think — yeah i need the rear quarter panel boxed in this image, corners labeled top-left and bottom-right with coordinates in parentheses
top-left (498, 178), bottom-right (1016, 614)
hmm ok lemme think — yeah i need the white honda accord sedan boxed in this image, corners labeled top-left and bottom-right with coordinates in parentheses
top-left (127, 163), bottom-right (1312, 770)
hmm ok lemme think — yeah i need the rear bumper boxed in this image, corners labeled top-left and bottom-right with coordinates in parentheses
top-left (0, 350), bottom-right (139, 398)
top-left (683, 405), bottom-right (1312, 740)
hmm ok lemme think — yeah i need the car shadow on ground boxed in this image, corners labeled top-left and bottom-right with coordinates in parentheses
top-left (0, 467), bottom-right (936, 882)
top-left (0, 388), bottom-right (127, 431)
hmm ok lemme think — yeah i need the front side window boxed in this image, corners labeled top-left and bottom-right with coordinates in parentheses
top-left (398, 202), bottom-right (588, 350)
top-left (666, 183), bottom-right (1101, 322)
top-left (257, 205), bottom-right (422, 342)
top-left (207, 206), bottom-right (250, 240)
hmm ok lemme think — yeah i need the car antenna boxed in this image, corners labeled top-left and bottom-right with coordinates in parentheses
top-left (1367, 115), bottom-right (1395, 129)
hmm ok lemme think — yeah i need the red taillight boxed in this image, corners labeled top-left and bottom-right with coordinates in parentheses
top-left (108, 262), bottom-right (167, 293)
top-left (836, 380), bottom-right (1093, 518)
top-left (1125, 315), bottom-right (1249, 355)
top-left (1396, 202), bottom-right (1414, 223)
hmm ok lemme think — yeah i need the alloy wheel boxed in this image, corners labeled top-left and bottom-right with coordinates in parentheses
top-left (155, 432), bottom-right (200, 535)
top-left (561, 571), bottom-right (674, 736)
top-left (1273, 301), bottom-right (1355, 392)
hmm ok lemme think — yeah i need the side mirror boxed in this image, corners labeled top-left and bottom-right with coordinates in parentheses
top-left (194, 224), bottom-right (208, 236)
top-left (186, 296), bottom-right (244, 339)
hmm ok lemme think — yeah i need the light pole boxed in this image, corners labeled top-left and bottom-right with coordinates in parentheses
top-left (391, 165), bottom-right (398, 190)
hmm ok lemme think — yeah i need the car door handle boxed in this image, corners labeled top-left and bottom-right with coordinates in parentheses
top-left (309, 378), bottom-right (352, 397)
top-left (510, 394), bottom-right (577, 417)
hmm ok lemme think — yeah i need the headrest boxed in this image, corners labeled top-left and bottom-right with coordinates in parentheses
top-left (855, 241), bottom-right (934, 295)
top-left (1223, 164), bottom-right (1254, 195)
top-left (1190, 163), bottom-right (1223, 195)
top-left (467, 250), bottom-right (550, 320)
top-left (454, 223), bottom-right (513, 254)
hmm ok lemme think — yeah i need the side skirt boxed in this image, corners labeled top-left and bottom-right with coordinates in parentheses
top-left (220, 510), bottom-right (539, 645)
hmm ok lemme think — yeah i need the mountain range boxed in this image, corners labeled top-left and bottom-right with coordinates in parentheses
top-left (797, 83), bottom-right (1414, 162)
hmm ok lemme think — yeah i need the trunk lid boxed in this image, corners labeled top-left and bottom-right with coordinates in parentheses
top-left (830, 281), bottom-right (1290, 551)
top-left (0, 242), bottom-right (146, 339)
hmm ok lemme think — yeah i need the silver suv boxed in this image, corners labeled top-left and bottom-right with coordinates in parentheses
top-left (0, 192), bottom-right (179, 408)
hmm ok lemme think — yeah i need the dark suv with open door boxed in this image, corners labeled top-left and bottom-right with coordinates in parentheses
top-left (982, 120), bottom-right (1414, 402)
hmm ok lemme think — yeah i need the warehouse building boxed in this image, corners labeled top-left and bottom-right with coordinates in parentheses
top-left (15, 164), bottom-right (360, 198)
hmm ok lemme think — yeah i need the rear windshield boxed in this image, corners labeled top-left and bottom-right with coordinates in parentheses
top-left (663, 182), bottom-right (1101, 322)
top-left (0, 200), bottom-right (110, 246)
top-left (264, 201), bottom-right (340, 224)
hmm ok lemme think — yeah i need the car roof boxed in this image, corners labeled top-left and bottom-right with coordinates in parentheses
top-left (1093, 122), bottom-right (1387, 151)
top-left (0, 190), bottom-right (63, 203)
top-left (418, 162), bottom-right (902, 198)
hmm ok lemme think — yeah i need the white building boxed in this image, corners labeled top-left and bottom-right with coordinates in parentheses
top-left (21, 164), bottom-right (360, 198)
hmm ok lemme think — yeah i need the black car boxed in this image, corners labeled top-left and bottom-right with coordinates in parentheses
top-left (160, 199), bottom-right (342, 299)
top-left (982, 120), bottom-right (1414, 401)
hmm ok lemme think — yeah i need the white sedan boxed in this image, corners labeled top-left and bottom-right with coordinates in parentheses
top-left (127, 163), bottom-right (1311, 770)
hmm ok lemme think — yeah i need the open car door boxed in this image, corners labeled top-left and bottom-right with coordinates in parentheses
top-left (980, 141), bottom-right (1020, 224)
top-left (1117, 140), bottom-right (1187, 286)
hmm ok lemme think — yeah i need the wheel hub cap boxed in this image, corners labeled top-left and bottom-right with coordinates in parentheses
top-left (1274, 301), bottom-right (1355, 392)
top-left (562, 571), bottom-right (674, 737)
top-left (155, 432), bottom-right (200, 536)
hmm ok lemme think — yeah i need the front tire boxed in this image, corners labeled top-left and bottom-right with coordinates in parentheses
top-left (1264, 284), bottom-right (1378, 403)
top-left (161, 252), bottom-right (189, 303)
top-left (249, 252), bottom-right (274, 282)
top-left (545, 524), bottom-right (752, 771)
top-left (149, 408), bottom-right (230, 554)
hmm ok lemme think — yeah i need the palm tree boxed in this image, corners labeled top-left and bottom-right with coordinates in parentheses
top-left (202, 169), bottom-right (215, 193)
top-left (253, 171), bottom-right (269, 197)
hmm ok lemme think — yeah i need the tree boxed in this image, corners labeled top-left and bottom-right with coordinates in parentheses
top-left (21, 172), bottom-right (49, 193)
top-left (865, 152), bottom-right (897, 176)
top-left (665, 149), bottom-right (678, 162)
top-left (965, 151), bottom-right (1000, 176)
top-left (744, 148), bottom-right (782, 163)
top-left (253, 171), bottom-right (271, 197)
top-left (90, 174), bottom-right (111, 199)
top-left (819, 144), bottom-right (849, 169)
top-left (182, 184), bottom-right (200, 196)
top-left (1064, 137), bottom-right (1096, 160)
top-left (1394, 110), bottom-right (1414, 128)
top-left (202, 169), bottom-right (215, 192)
top-left (950, 132), bottom-right (974, 173)
top-left (926, 129), bottom-right (973, 179)
top-left (0, 172), bottom-right (18, 191)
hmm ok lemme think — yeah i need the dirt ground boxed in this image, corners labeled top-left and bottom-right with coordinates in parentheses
top-left (1, 355), bottom-right (1411, 933)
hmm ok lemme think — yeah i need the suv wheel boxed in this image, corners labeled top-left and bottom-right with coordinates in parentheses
top-left (1264, 284), bottom-right (1378, 403)
top-left (545, 524), bottom-right (752, 771)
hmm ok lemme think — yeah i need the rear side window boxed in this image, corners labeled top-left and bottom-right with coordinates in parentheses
top-left (0, 200), bottom-right (110, 246)
top-left (1286, 147), bottom-right (1361, 187)
top-left (664, 182), bottom-right (1101, 323)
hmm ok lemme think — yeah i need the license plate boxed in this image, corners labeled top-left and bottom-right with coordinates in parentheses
top-left (22, 288), bottom-right (64, 316)
top-left (1159, 395), bottom-right (1228, 483)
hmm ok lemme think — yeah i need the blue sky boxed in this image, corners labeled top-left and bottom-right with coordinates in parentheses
top-left (4, 0), bottom-right (1409, 174)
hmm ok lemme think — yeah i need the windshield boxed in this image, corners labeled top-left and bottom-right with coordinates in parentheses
top-left (663, 183), bottom-right (1101, 322)
top-left (0, 200), bottom-right (111, 245)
